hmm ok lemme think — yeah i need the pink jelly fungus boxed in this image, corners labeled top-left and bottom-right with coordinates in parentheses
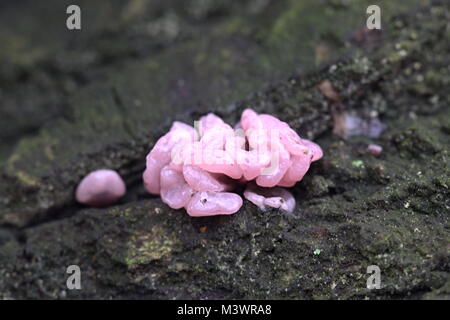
top-left (367, 144), bottom-right (383, 156)
top-left (76, 169), bottom-right (126, 207)
top-left (244, 183), bottom-right (296, 213)
top-left (186, 192), bottom-right (243, 217)
top-left (143, 108), bottom-right (323, 217)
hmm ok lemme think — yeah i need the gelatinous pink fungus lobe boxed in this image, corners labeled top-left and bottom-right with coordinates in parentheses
top-left (160, 165), bottom-right (194, 209)
top-left (280, 128), bottom-right (311, 156)
top-left (244, 184), bottom-right (295, 213)
top-left (198, 113), bottom-right (228, 136)
top-left (198, 157), bottom-right (242, 180)
top-left (183, 165), bottom-right (233, 192)
top-left (243, 189), bottom-right (266, 210)
top-left (142, 108), bottom-right (323, 217)
top-left (301, 139), bottom-right (323, 162)
top-left (239, 109), bottom-right (323, 187)
top-left (277, 153), bottom-right (312, 187)
top-left (171, 121), bottom-right (198, 138)
top-left (240, 108), bottom-right (261, 132)
top-left (367, 144), bottom-right (383, 156)
top-left (238, 149), bottom-right (272, 181)
top-left (226, 131), bottom-right (271, 181)
top-left (259, 114), bottom-right (286, 131)
top-left (76, 169), bottom-right (126, 207)
top-left (256, 143), bottom-right (291, 187)
top-left (186, 192), bottom-right (243, 217)
top-left (143, 122), bottom-right (195, 194)
top-left (200, 124), bottom-right (232, 149)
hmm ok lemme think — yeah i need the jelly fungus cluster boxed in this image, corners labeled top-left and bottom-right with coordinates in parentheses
top-left (143, 109), bottom-right (323, 217)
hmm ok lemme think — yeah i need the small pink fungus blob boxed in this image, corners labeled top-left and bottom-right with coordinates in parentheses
top-left (143, 109), bottom-right (323, 217)
top-left (244, 183), bottom-right (296, 213)
top-left (76, 169), bottom-right (126, 207)
top-left (367, 144), bottom-right (383, 156)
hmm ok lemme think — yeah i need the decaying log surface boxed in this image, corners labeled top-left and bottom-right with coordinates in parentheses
top-left (0, 0), bottom-right (448, 299)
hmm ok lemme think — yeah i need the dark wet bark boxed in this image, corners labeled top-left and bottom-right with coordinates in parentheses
top-left (0, 0), bottom-right (448, 299)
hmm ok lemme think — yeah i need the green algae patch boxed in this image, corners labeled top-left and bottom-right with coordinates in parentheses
top-left (0, 30), bottom-right (47, 70)
top-left (125, 226), bottom-right (180, 270)
top-left (106, 206), bottom-right (140, 224)
top-left (351, 160), bottom-right (364, 168)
